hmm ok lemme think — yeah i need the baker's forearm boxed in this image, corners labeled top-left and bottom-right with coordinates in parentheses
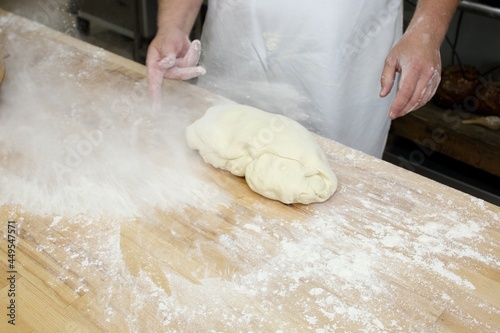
top-left (407, 0), bottom-right (459, 47)
top-left (157, 0), bottom-right (204, 35)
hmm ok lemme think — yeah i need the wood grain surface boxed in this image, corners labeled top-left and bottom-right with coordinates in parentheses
top-left (0, 9), bottom-right (499, 333)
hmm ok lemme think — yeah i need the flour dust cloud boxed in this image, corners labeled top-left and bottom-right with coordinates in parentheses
top-left (0, 20), bottom-right (226, 218)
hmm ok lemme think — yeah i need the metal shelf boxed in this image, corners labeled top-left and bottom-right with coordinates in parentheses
top-left (459, 0), bottom-right (500, 20)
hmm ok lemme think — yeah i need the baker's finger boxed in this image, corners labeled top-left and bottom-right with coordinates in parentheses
top-left (146, 48), bottom-right (167, 110)
top-left (420, 70), bottom-right (441, 106)
top-left (380, 56), bottom-right (398, 98)
top-left (164, 66), bottom-right (206, 81)
top-left (389, 66), bottom-right (421, 119)
top-left (148, 70), bottom-right (164, 111)
top-left (159, 53), bottom-right (177, 69)
top-left (392, 67), bottom-right (441, 119)
top-left (180, 40), bottom-right (202, 68)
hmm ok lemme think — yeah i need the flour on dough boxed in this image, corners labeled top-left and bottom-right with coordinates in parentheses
top-left (186, 104), bottom-right (337, 204)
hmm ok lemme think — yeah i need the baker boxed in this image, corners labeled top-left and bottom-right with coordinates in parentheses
top-left (146, 0), bottom-right (459, 158)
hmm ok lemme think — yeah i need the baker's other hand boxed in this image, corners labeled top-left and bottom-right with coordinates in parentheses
top-left (146, 27), bottom-right (206, 110)
top-left (379, 29), bottom-right (442, 120)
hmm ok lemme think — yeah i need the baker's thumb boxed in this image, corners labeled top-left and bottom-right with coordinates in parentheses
top-left (380, 59), bottom-right (397, 97)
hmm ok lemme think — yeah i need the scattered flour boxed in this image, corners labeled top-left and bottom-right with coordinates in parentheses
top-left (0, 21), bottom-right (229, 218)
top-left (1, 12), bottom-right (499, 333)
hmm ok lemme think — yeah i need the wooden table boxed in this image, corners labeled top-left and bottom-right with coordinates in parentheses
top-left (0, 9), bottom-right (499, 333)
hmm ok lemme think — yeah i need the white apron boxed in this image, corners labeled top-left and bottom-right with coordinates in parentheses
top-left (197, 0), bottom-right (403, 157)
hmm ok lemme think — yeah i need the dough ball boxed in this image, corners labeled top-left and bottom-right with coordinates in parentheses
top-left (186, 104), bottom-right (337, 204)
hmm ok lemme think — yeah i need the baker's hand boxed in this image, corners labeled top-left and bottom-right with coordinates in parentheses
top-left (146, 27), bottom-right (206, 110)
top-left (379, 31), bottom-right (442, 119)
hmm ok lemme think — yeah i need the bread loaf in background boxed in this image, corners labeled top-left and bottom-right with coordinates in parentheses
top-left (434, 64), bottom-right (480, 109)
top-left (434, 64), bottom-right (499, 116)
top-left (477, 82), bottom-right (500, 116)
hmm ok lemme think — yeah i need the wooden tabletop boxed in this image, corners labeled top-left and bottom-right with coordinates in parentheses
top-left (0, 9), bottom-right (499, 333)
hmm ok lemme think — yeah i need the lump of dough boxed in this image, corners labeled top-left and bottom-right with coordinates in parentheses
top-left (186, 104), bottom-right (337, 204)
